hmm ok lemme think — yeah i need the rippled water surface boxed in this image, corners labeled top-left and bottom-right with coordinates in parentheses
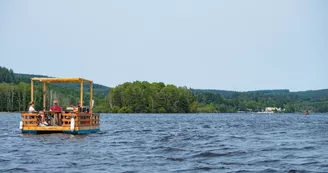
top-left (1, 113), bottom-right (328, 173)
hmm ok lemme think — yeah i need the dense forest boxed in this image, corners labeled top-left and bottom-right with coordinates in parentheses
top-left (0, 66), bottom-right (108, 112)
top-left (107, 81), bottom-right (194, 113)
top-left (1, 66), bottom-right (328, 113)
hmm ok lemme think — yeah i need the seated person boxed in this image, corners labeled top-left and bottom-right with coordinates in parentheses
top-left (28, 101), bottom-right (48, 126)
top-left (72, 102), bottom-right (81, 112)
top-left (50, 100), bottom-right (62, 125)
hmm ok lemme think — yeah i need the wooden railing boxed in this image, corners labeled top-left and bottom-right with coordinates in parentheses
top-left (91, 113), bottom-right (100, 126)
top-left (61, 112), bottom-right (79, 127)
top-left (21, 112), bottom-right (100, 128)
top-left (21, 112), bottom-right (39, 127)
top-left (61, 112), bottom-right (100, 127)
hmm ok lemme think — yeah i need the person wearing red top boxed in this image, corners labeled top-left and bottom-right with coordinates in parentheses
top-left (50, 100), bottom-right (62, 125)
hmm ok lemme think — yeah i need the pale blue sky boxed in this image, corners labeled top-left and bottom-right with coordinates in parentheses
top-left (1, 0), bottom-right (327, 91)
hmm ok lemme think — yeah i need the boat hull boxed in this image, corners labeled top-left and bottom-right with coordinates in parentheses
top-left (21, 128), bottom-right (100, 134)
top-left (63, 129), bottom-right (100, 134)
top-left (21, 125), bottom-right (100, 134)
top-left (21, 112), bottom-right (100, 135)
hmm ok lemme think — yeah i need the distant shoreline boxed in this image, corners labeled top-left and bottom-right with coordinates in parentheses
top-left (0, 112), bottom-right (323, 114)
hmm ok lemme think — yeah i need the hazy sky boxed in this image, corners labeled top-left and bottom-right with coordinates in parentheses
top-left (1, 0), bottom-right (327, 91)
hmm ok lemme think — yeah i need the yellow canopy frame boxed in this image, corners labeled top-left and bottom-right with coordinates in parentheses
top-left (30, 77), bottom-right (93, 112)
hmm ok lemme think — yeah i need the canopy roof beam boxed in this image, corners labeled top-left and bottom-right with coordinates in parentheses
top-left (31, 77), bottom-right (92, 83)
top-left (29, 77), bottom-right (94, 109)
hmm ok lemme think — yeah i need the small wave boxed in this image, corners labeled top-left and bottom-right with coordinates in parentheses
top-left (230, 135), bottom-right (246, 140)
top-left (219, 162), bottom-right (246, 166)
top-left (67, 162), bottom-right (78, 167)
top-left (55, 152), bottom-right (68, 155)
top-left (173, 166), bottom-right (227, 172)
top-left (287, 169), bottom-right (308, 173)
top-left (300, 161), bottom-right (320, 165)
top-left (21, 160), bottom-right (39, 164)
top-left (96, 131), bottom-right (107, 135)
top-left (302, 146), bottom-right (315, 150)
top-left (192, 151), bottom-right (246, 158)
top-left (197, 166), bottom-right (228, 171)
top-left (196, 166), bottom-right (213, 171)
top-left (260, 148), bottom-right (274, 152)
top-left (167, 157), bottom-right (184, 161)
top-left (254, 159), bottom-right (280, 164)
top-left (234, 170), bottom-right (252, 173)
top-left (112, 130), bottom-right (133, 134)
top-left (182, 137), bottom-right (192, 140)
top-left (219, 147), bottom-right (236, 150)
top-left (141, 129), bottom-right (152, 132)
top-left (258, 168), bottom-right (279, 173)
top-left (320, 164), bottom-right (328, 167)
top-left (169, 132), bottom-right (184, 136)
top-left (280, 147), bottom-right (300, 151)
top-left (158, 135), bottom-right (172, 142)
top-left (0, 158), bottom-right (10, 162)
top-left (2, 168), bottom-right (28, 172)
top-left (283, 154), bottom-right (296, 159)
top-left (164, 147), bottom-right (185, 152)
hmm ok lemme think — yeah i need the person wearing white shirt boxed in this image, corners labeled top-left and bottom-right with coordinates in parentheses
top-left (28, 103), bottom-right (36, 113)
top-left (28, 101), bottom-right (47, 126)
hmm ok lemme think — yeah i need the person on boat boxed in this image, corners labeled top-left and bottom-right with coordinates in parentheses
top-left (50, 100), bottom-right (63, 125)
top-left (28, 101), bottom-right (48, 126)
top-left (72, 102), bottom-right (81, 112)
top-left (305, 109), bottom-right (310, 115)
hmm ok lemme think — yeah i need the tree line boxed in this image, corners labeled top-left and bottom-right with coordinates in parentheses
top-left (0, 82), bottom-right (101, 112)
top-left (192, 90), bottom-right (328, 113)
top-left (101, 83), bottom-right (328, 113)
top-left (0, 66), bottom-right (105, 112)
top-left (104, 81), bottom-right (195, 113)
top-left (1, 66), bottom-right (328, 113)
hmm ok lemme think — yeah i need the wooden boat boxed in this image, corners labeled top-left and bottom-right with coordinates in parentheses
top-left (20, 77), bottom-right (100, 134)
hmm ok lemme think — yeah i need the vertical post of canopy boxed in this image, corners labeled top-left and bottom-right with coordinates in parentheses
top-left (90, 81), bottom-right (93, 112)
top-left (43, 82), bottom-right (46, 109)
top-left (80, 79), bottom-right (83, 107)
top-left (31, 80), bottom-right (34, 101)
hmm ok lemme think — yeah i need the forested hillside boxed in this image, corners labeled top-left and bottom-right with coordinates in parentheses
top-left (0, 67), bottom-right (109, 96)
top-left (1, 66), bottom-right (328, 113)
top-left (192, 89), bottom-right (328, 113)
top-left (0, 66), bottom-right (109, 112)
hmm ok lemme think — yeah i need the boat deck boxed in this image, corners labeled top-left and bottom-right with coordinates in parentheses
top-left (21, 112), bottom-right (100, 134)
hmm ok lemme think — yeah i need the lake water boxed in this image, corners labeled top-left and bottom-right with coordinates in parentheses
top-left (1, 113), bottom-right (328, 173)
